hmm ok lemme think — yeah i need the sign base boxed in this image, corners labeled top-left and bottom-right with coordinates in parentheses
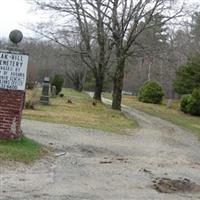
top-left (0, 89), bottom-right (25, 139)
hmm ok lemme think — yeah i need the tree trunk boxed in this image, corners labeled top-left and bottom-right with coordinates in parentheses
top-left (78, 83), bottom-right (83, 92)
top-left (74, 76), bottom-right (84, 92)
top-left (74, 81), bottom-right (83, 92)
top-left (93, 75), bottom-right (104, 101)
top-left (112, 58), bottom-right (125, 110)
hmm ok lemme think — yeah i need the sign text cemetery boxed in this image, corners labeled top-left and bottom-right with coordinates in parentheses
top-left (0, 51), bottom-right (28, 91)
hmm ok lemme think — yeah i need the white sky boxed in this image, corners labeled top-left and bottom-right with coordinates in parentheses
top-left (0, 0), bottom-right (199, 39)
top-left (0, 0), bottom-right (39, 39)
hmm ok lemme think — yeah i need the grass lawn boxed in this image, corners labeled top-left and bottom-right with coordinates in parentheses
top-left (23, 88), bottom-right (137, 133)
top-left (0, 136), bottom-right (47, 164)
top-left (103, 93), bottom-right (200, 135)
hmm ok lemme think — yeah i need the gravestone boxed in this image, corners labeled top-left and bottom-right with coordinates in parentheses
top-left (40, 77), bottom-right (50, 105)
top-left (51, 85), bottom-right (56, 97)
top-left (0, 30), bottom-right (29, 139)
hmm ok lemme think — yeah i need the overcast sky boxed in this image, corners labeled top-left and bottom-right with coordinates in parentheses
top-left (0, 0), bottom-right (38, 39)
top-left (0, 0), bottom-right (199, 39)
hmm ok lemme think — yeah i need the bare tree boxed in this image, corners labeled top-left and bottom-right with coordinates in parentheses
top-left (30, 0), bottom-right (184, 109)
top-left (58, 51), bottom-right (87, 91)
top-left (30, 0), bottom-right (114, 101)
top-left (98, 0), bottom-right (183, 110)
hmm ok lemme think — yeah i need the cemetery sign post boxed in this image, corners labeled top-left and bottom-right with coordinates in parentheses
top-left (0, 30), bottom-right (29, 139)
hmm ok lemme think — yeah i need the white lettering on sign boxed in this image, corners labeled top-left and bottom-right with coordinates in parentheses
top-left (0, 51), bottom-right (28, 91)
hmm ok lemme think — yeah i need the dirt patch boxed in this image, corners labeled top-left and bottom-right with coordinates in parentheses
top-left (99, 161), bottom-right (113, 164)
top-left (153, 178), bottom-right (200, 193)
top-left (78, 145), bottom-right (120, 158)
top-left (99, 157), bottom-right (129, 164)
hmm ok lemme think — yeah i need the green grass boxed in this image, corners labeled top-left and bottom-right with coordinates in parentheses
top-left (0, 136), bottom-right (47, 163)
top-left (103, 93), bottom-right (200, 135)
top-left (23, 88), bottom-right (137, 133)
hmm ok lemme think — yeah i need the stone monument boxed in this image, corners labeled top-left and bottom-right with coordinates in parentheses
top-left (40, 77), bottom-right (50, 105)
top-left (0, 30), bottom-right (29, 139)
top-left (51, 85), bottom-right (56, 97)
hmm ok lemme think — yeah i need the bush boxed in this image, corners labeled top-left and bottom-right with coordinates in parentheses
top-left (173, 54), bottom-right (200, 95)
top-left (180, 94), bottom-right (192, 113)
top-left (138, 80), bottom-right (164, 104)
top-left (180, 88), bottom-right (200, 116)
top-left (51, 75), bottom-right (64, 95)
top-left (187, 98), bottom-right (200, 115)
top-left (59, 93), bottom-right (64, 98)
top-left (192, 87), bottom-right (200, 99)
top-left (24, 88), bottom-right (40, 110)
top-left (188, 88), bottom-right (200, 116)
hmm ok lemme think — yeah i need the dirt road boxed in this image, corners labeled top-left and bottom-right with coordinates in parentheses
top-left (1, 99), bottom-right (200, 199)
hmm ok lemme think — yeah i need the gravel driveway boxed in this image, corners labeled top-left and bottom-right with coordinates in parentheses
top-left (1, 99), bottom-right (200, 200)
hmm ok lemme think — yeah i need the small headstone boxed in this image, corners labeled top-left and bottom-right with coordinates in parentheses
top-left (40, 77), bottom-right (50, 105)
top-left (167, 99), bottom-right (173, 109)
top-left (51, 85), bottom-right (56, 97)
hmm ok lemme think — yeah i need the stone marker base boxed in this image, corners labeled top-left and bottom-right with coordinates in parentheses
top-left (40, 96), bottom-right (49, 105)
top-left (0, 89), bottom-right (25, 139)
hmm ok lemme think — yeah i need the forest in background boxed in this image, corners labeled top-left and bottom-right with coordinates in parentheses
top-left (1, 9), bottom-right (200, 99)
